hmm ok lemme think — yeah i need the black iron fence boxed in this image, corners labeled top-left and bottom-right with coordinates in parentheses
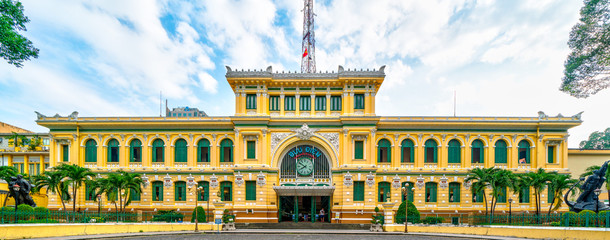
top-left (0, 209), bottom-right (214, 224)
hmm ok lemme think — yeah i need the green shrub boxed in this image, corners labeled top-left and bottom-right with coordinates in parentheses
top-left (550, 221), bottom-right (560, 226)
top-left (191, 206), bottom-right (206, 223)
top-left (395, 201), bottom-right (420, 224)
top-left (17, 219), bottom-right (59, 224)
top-left (33, 206), bottom-right (49, 220)
top-left (0, 206), bottom-right (14, 212)
top-left (152, 210), bottom-right (184, 223)
top-left (598, 210), bottom-right (610, 226)
top-left (561, 211), bottom-right (578, 227)
top-left (222, 209), bottom-right (235, 224)
top-left (422, 216), bottom-right (444, 224)
top-left (84, 217), bottom-right (106, 223)
top-left (16, 204), bottom-right (34, 212)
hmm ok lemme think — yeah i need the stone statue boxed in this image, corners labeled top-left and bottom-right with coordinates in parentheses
top-left (565, 160), bottom-right (609, 212)
top-left (8, 175), bottom-right (37, 207)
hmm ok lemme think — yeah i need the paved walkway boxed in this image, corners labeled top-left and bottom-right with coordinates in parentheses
top-left (33, 229), bottom-right (533, 240)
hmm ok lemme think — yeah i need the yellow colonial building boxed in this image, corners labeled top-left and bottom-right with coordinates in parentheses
top-left (36, 65), bottom-right (582, 223)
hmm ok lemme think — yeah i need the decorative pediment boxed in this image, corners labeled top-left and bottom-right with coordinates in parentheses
top-left (392, 175), bottom-right (401, 189)
top-left (163, 174), bottom-right (172, 188)
top-left (210, 174), bottom-right (219, 188)
top-left (344, 172), bottom-right (353, 187)
top-left (439, 174), bottom-right (448, 189)
top-left (186, 174), bottom-right (195, 188)
top-left (292, 124), bottom-right (318, 140)
top-left (366, 172), bottom-right (375, 187)
top-left (235, 171), bottom-right (244, 187)
top-left (416, 175), bottom-right (425, 189)
top-left (257, 171), bottom-right (266, 187)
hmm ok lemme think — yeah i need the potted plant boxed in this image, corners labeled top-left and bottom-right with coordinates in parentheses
top-left (221, 209), bottom-right (236, 231)
top-left (370, 207), bottom-right (384, 232)
top-left (28, 135), bottom-right (42, 151)
top-left (7, 132), bottom-right (28, 152)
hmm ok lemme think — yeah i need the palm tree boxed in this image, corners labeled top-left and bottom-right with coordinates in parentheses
top-left (56, 164), bottom-right (94, 215)
top-left (0, 166), bottom-right (18, 207)
top-left (546, 173), bottom-right (577, 216)
top-left (95, 173), bottom-right (121, 214)
top-left (34, 170), bottom-right (70, 212)
top-left (522, 168), bottom-right (551, 217)
top-left (488, 169), bottom-right (516, 216)
top-left (580, 165), bottom-right (610, 201)
top-left (466, 168), bottom-right (499, 216)
top-left (117, 170), bottom-right (143, 213)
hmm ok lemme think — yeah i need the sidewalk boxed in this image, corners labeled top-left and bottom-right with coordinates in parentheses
top-left (32, 229), bottom-right (532, 240)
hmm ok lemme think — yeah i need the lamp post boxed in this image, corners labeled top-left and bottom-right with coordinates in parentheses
top-left (594, 188), bottom-right (602, 226)
top-left (191, 186), bottom-right (204, 232)
top-left (97, 194), bottom-right (102, 216)
top-left (508, 198), bottom-right (513, 225)
top-left (401, 186), bottom-right (415, 233)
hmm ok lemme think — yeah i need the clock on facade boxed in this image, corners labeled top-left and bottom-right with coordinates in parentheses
top-left (296, 157), bottom-right (314, 176)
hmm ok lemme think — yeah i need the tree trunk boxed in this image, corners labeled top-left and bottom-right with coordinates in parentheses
top-left (483, 194), bottom-right (488, 217)
top-left (72, 185), bottom-right (77, 221)
top-left (2, 194), bottom-right (8, 207)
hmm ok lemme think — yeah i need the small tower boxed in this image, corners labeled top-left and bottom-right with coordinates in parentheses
top-left (301, 0), bottom-right (316, 73)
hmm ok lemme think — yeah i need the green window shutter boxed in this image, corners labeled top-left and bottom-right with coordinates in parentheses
top-left (247, 141), bottom-right (256, 159)
top-left (448, 140), bottom-right (461, 163)
top-left (198, 181), bottom-right (209, 201)
top-left (246, 94), bottom-right (257, 109)
top-left (175, 182), bottom-right (186, 201)
top-left (425, 183), bottom-right (437, 202)
top-left (401, 139), bottom-right (414, 163)
top-left (378, 182), bottom-right (390, 202)
top-left (130, 188), bottom-right (140, 201)
top-left (284, 96), bottom-right (295, 111)
top-left (547, 186), bottom-right (554, 204)
top-left (220, 139), bottom-right (233, 162)
top-left (377, 139), bottom-right (391, 163)
top-left (85, 139), bottom-right (97, 162)
top-left (548, 146), bottom-right (555, 163)
top-left (474, 190), bottom-right (484, 203)
top-left (315, 96), bottom-right (326, 111)
top-left (197, 139), bottom-right (210, 162)
top-left (498, 187), bottom-right (507, 203)
top-left (152, 139), bottom-right (164, 162)
top-left (354, 94), bottom-right (364, 109)
top-left (152, 181), bottom-right (163, 201)
top-left (449, 183), bottom-right (460, 202)
top-left (424, 140), bottom-right (438, 163)
top-left (471, 140), bottom-right (484, 163)
top-left (269, 96), bottom-right (279, 111)
top-left (129, 139), bottom-right (141, 162)
top-left (354, 141), bottom-right (363, 159)
top-left (175, 139), bottom-right (187, 162)
top-left (518, 141), bottom-right (530, 164)
top-left (520, 187), bottom-right (530, 203)
top-left (330, 96), bottom-right (342, 111)
top-left (221, 182), bottom-right (232, 201)
top-left (494, 140), bottom-right (507, 163)
top-left (62, 145), bottom-right (69, 162)
top-left (85, 184), bottom-right (93, 201)
top-left (300, 96), bottom-right (311, 111)
top-left (354, 181), bottom-right (364, 201)
top-left (246, 181), bottom-right (256, 201)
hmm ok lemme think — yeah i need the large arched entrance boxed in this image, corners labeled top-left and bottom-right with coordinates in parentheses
top-left (273, 143), bottom-right (334, 223)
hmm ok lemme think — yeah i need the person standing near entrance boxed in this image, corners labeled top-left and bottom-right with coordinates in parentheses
top-left (319, 208), bottom-right (325, 222)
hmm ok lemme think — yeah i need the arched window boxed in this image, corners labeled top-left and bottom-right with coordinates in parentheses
top-left (449, 182), bottom-right (460, 203)
top-left (85, 139), bottom-right (97, 162)
top-left (402, 182), bottom-right (414, 202)
top-left (377, 139), bottom-right (391, 163)
top-left (471, 140), bottom-right (484, 163)
top-left (175, 181), bottom-right (186, 201)
top-left (518, 140), bottom-right (530, 164)
top-left (220, 139), bottom-right (233, 162)
top-left (152, 181), bottom-right (163, 201)
top-left (198, 181), bottom-right (209, 201)
top-left (494, 140), bottom-right (508, 163)
top-left (197, 139), bottom-right (210, 162)
top-left (425, 182), bottom-right (437, 202)
top-left (447, 139), bottom-right (461, 164)
top-left (129, 139), bottom-right (141, 162)
top-left (401, 139), bottom-right (414, 163)
top-left (378, 182), bottom-right (391, 202)
top-left (424, 139), bottom-right (438, 163)
top-left (108, 139), bottom-right (120, 163)
top-left (174, 139), bottom-right (187, 163)
top-left (220, 181), bottom-right (232, 201)
top-left (152, 139), bottom-right (164, 162)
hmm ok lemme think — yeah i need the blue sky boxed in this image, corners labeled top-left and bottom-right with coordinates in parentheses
top-left (1, 0), bottom-right (608, 147)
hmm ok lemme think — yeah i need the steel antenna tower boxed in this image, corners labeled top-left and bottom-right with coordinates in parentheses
top-left (301, 0), bottom-right (316, 73)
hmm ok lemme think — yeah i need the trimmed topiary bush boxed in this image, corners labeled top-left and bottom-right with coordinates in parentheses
top-left (191, 206), bottom-right (206, 223)
top-left (598, 210), bottom-right (610, 226)
top-left (33, 206), bottom-right (49, 220)
top-left (422, 216), bottom-right (444, 224)
top-left (0, 206), bottom-right (14, 212)
top-left (561, 211), bottom-right (578, 227)
top-left (17, 204), bottom-right (34, 212)
top-left (395, 201), bottom-right (420, 224)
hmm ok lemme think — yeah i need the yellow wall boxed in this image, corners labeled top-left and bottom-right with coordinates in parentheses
top-left (384, 225), bottom-right (610, 240)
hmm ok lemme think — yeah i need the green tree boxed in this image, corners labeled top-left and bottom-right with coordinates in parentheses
top-left (56, 164), bottom-right (94, 216)
top-left (522, 168), bottom-right (552, 217)
top-left (7, 131), bottom-right (28, 148)
top-left (33, 170), bottom-right (69, 212)
top-left (580, 164), bottom-right (610, 203)
top-left (488, 169), bottom-right (516, 217)
top-left (0, 0), bottom-right (39, 67)
top-left (546, 173), bottom-right (577, 216)
top-left (95, 174), bottom-right (120, 214)
top-left (0, 166), bottom-right (18, 207)
top-left (579, 128), bottom-right (610, 149)
top-left (561, 0), bottom-right (610, 98)
top-left (116, 170), bottom-right (142, 213)
top-left (466, 168), bottom-right (499, 216)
